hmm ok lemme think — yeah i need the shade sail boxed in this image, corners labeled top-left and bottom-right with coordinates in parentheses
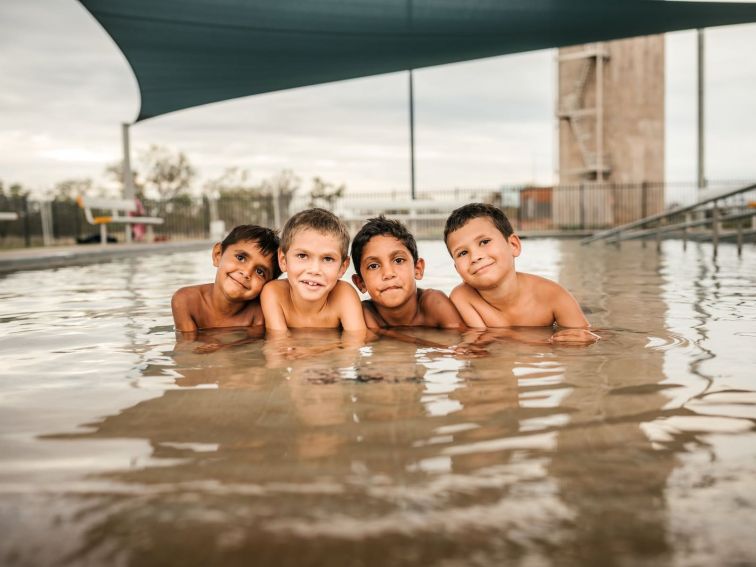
top-left (78, 0), bottom-right (756, 122)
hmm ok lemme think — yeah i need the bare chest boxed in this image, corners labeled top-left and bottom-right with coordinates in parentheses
top-left (473, 295), bottom-right (555, 327)
top-left (197, 301), bottom-right (262, 329)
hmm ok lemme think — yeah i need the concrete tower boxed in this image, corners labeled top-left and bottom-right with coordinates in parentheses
top-left (555, 35), bottom-right (665, 227)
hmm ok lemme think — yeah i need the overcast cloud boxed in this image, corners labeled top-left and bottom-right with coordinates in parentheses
top-left (1, 0), bottom-right (755, 197)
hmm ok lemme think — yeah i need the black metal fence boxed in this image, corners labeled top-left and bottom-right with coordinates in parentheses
top-left (1, 181), bottom-right (752, 248)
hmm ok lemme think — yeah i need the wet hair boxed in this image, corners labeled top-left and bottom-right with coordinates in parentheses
top-left (351, 215), bottom-right (419, 278)
top-left (443, 203), bottom-right (514, 247)
top-left (280, 208), bottom-right (350, 261)
top-left (221, 224), bottom-right (282, 279)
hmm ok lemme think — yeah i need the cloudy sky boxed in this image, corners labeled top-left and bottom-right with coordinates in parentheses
top-left (1, 0), bottom-right (755, 197)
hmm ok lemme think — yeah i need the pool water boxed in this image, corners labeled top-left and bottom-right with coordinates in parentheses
top-left (1, 239), bottom-right (755, 566)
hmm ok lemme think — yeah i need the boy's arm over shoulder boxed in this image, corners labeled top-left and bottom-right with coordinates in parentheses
top-left (449, 283), bottom-right (486, 329)
top-left (421, 289), bottom-right (464, 329)
top-left (260, 280), bottom-right (289, 330)
top-left (333, 281), bottom-right (367, 332)
top-left (171, 286), bottom-right (199, 332)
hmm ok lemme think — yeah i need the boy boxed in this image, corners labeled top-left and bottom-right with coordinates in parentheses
top-left (351, 215), bottom-right (463, 329)
top-left (171, 224), bottom-right (281, 332)
top-left (260, 208), bottom-right (366, 331)
top-left (444, 203), bottom-right (594, 340)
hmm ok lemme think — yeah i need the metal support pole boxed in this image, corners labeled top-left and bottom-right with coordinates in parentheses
top-left (409, 70), bottom-right (416, 200)
top-left (122, 123), bottom-right (135, 243)
top-left (712, 201), bottom-right (719, 256)
top-left (683, 212), bottom-right (690, 250)
top-left (596, 44), bottom-right (604, 181)
top-left (736, 223), bottom-right (743, 256)
top-left (697, 29), bottom-right (706, 190)
top-left (122, 123), bottom-right (135, 201)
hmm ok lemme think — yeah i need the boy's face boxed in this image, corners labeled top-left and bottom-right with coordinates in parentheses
top-left (212, 239), bottom-right (276, 302)
top-left (446, 216), bottom-right (521, 290)
top-left (279, 229), bottom-right (349, 302)
top-left (352, 235), bottom-right (424, 309)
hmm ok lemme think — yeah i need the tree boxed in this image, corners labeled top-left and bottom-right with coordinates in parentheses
top-left (104, 162), bottom-right (145, 200)
top-left (49, 178), bottom-right (93, 202)
top-left (140, 145), bottom-right (196, 201)
top-left (307, 176), bottom-right (344, 209)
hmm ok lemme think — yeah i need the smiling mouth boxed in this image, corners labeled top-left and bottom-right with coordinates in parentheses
top-left (229, 275), bottom-right (250, 289)
top-left (473, 263), bottom-right (494, 275)
top-left (300, 279), bottom-right (324, 288)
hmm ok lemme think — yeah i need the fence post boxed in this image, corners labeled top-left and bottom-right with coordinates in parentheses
top-left (23, 196), bottom-right (31, 247)
top-left (579, 183), bottom-right (585, 230)
top-left (641, 181), bottom-right (648, 218)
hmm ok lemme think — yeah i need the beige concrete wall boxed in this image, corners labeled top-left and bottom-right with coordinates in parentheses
top-left (556, 36), bottom-right (665, 228)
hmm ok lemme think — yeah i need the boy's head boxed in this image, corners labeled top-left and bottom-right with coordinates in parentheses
top-left (212, 224), bottom-right (281, 302)
top-left (278, 208), bottom-right (351, 301)
top-left (444, 203), bottom-right (521, 290)
top-left (350, 216), bottom-right (425, 308)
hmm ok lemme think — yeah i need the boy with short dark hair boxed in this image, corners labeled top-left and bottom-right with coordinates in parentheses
top-left (351, 215), bottom-right (463, 329)
top-left (444, 203), bottom-right (594, 341)
top-left (171, 224), bottom-right (281, 332)
top-left (261, 208), bottom-right (366, 331)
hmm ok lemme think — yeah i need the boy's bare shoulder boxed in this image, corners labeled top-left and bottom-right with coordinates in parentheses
top-left (261, 279), bottom-right (289, 298)
top-left (419, 288), bottom-right (452, 309)
top-left (419, 288), bottom-right (463, 328)
top-left (172, 284), bottom-right (208, 308)
top-left (519, 272), bottom-right (569, 299)
top-left (450, 282), bottom-right (481, 303)
top-left (331, 280), bottom-right (361, 300)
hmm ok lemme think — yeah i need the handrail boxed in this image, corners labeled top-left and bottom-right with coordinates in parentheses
top-left (613, 209), bottom-right (756, 242)
top-left (582, 181), bottom-right (756, 244)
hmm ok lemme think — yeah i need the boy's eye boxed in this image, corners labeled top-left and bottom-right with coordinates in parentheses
top-left (323, 256), bottom-right (335, 263)
top-left (366, 262), bottom-right (379, 270)
top-left (296, 253), bottom-right (307, 260)
top-left (480, 239), bottom-right (491, 246)
top-left (235, 254), bottom-right (245, 262)
top-left (394, 257), bottom-right (405, 264)
top-left (255, 267), bottom-right (266, 277)
top-left (456, 250), bottom-right (467, 258)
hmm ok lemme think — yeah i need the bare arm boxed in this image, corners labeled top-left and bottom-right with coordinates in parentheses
top-left (336, 282), bottom-right (367, 332)
top-left (450, 285), bottom-right (487, 329)
top-left (171, 288), bottom-right (198, 333)
top-left (260, 282), bottom-right (289, 331)
top-left (552, 286), bottom-right (590, 328)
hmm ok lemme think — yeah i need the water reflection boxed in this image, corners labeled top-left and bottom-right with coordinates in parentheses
top-left (1, 241), bottom-right (755, 565)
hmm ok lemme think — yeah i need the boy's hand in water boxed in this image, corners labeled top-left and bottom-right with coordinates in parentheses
top-left (549, 328), bottom-right (601, 345)
top-left (448, 343), bottom-right (490, 359)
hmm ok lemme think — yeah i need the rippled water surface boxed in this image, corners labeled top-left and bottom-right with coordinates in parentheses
top-left (1, 240), bottom-right (755, 566)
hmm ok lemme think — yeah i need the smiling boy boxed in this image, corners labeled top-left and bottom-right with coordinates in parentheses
top-left (171, 225), bottom-right (281, 332)
top-left (444, 203), bottom-right (591, 332)
top-left (351, 216), bottom-right (463, 329)
top-left (260, 208), bottom-right (366, 331)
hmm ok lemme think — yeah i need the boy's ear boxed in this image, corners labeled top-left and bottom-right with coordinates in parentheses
top-left (508, 234), bottom-right (522, 258)
top-left (337, 256), bottom-right (350, 279)
top-left (351, 273), bottom-right (367, 293)
top-left (277, 248), bottom-right (287, 272)
top-left (414, 258), bottom-right (426, 281)
top-left (212, 243), bottom-right (222, 267)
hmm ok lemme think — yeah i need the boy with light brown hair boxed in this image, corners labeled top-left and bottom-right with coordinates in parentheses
top-left (261, 208), bottom-right (366, 331)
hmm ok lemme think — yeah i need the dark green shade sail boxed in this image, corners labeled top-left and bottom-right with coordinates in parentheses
top-left (77, 0), bottom-right (756, 122)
